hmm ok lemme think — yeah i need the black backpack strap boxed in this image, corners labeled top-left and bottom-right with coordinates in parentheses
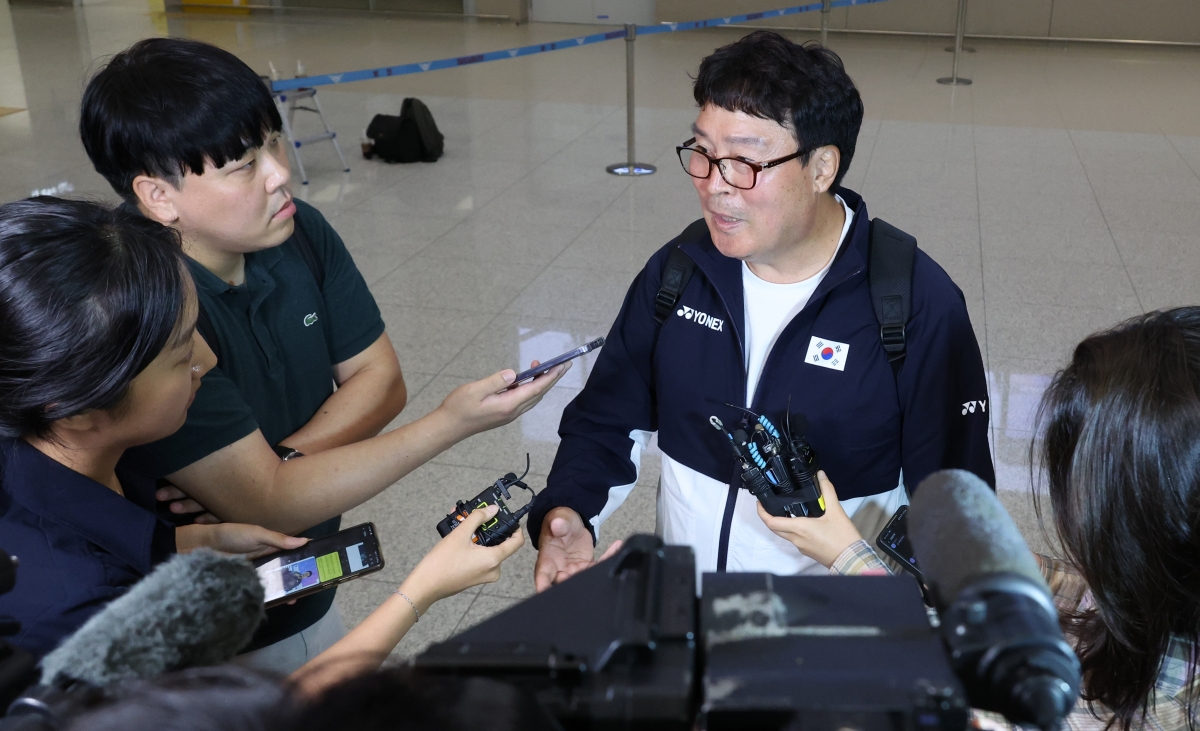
top-left (655, 248), bottom-right (696, 325)
top-left (195, 304), bottom-right (222, 365)
top-left (654, 219), bottom-right (708, 325)
top-left (291, 217), bottom-right (325, 291)
top-left (868, 218), bottom-right (917, 376)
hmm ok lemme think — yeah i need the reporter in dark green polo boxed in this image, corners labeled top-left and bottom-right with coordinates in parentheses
top-left (81, 38), bottom-right (567, 673)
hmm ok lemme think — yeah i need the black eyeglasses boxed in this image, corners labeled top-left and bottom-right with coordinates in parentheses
top-left (676, 137), bottom-right (809, 190)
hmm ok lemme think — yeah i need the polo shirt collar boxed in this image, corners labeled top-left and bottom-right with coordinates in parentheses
top-left (2, 439), bottom-right (160, 576)
top-left (187, 244), bottom-right (285, 297)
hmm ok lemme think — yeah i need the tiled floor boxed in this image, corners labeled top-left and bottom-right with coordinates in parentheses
top-left (3, 0), bottom-right (1199, 662)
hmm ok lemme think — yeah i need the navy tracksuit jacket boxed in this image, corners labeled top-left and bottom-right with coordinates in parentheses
top-left (529, 188), bottom-right (995, 574)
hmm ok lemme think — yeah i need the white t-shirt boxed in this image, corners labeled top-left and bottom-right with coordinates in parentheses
top-left (742, 194), bottom-right (855, 405)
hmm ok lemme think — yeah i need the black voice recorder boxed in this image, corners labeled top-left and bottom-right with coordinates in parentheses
top-left (436, 456), bottom-right (536, 546)
top-left (710, 405), bottom-right (825, 518)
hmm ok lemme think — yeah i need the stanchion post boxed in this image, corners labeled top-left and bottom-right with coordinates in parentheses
top-left (944, 0), bottom-right (974, 53)
top-left (937, 0), bottom-right (972, 86)
top-left (606, 23), bottom-right (656, 177)
top-left (820, 0), bottom-right (831, 46)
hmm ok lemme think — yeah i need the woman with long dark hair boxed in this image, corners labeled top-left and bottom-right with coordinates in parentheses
top-left (1032, 307), bottom-right (1200, 731)
top-left (758, 308), bottom-right (1200, 731)
top-left (0, 197), bottom-right (309, 657)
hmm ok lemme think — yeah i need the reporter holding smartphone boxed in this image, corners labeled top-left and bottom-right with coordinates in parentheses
top-left (0, 198), bottom-right (550, 663)
top-left (0, 198), bottom-right (306, 658)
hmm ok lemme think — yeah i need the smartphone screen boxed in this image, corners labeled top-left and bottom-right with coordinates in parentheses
top-left (509, 337), bottom-right (604, 388)
top-left (253, 522), bottom-right (384, 607)
top-left (875, 505), bottom-right (923, 581)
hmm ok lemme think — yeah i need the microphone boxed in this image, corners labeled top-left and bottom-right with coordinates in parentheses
top-left (908, 470), bottom-right (1081, 731)
top-left (40, 549), bottom-right (265, 687)
top-left (3, 550), bottom-right (264, 727)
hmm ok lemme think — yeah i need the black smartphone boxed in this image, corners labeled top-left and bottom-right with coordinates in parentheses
top-left (507, 337), bottom-right (604, 389)
top-left (253, 522), bottom-right (384, 608)
top-left (875, 505), bottom-right (923, 582)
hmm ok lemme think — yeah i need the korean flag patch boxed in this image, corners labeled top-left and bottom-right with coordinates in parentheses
top-left (805, 336), bottom-right (849, 372)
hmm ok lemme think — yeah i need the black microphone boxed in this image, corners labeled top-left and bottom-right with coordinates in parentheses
top-left (909, 469), bottom-right (1081, 731)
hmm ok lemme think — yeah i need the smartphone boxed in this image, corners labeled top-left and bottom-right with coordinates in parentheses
top-left (875, 505), bottom-right (923, 583)
top-left (253, 522), bottom-right (384, 608)
top-left (508, 337), bottom-right (605, 388)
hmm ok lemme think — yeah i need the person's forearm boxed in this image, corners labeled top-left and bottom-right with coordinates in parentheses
top-left (282, 367), bottom-right (407, 455)
top-left (290, 579), bottom-right (435, 696)
top-left (175, 525), bottom-right (205, 553)
top-left (168, 367), bottom-right (554, 534)
top-left (221, 408), bottom-right (464, 534)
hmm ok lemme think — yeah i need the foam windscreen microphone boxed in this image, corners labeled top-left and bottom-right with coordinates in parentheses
top-left (909, 470), bottom-right (1081, 731)
top-left (908, 469), bottom-right (1045, 605)
top-left (39, 549), bottom-right (265, 688)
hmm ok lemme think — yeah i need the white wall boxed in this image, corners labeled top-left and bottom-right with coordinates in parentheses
top-left (532, 0), bottom-right (654, 25)
top-left (655, 0), bottom-right (1200, 43)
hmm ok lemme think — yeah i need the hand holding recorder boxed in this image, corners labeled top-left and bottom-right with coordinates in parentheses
top-left (755, 470), bottom-right (864, 567)
top-left (293, 505), bottom-right (523, 695)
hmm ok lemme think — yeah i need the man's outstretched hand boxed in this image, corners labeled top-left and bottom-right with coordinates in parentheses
top-left (533, 507), bottom-right (623, 592)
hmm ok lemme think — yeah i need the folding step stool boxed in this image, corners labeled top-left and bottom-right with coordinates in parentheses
top-left (274, 86), bottom-right (350, 185)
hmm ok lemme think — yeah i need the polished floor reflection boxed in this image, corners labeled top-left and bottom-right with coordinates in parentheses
top-left (2, 0), bottom-right (1198, 659)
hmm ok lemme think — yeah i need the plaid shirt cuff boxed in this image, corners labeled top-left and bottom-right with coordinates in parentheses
top-left (829, 540), bottom-right (893, 576)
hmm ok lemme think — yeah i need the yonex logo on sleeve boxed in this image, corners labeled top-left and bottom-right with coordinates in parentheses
top-left (676, 305), bottom-right (724, 332)
top-left (961, 400), bottom-right (987, 415)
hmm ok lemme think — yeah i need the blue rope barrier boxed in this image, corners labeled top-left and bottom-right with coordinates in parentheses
top-left (636, 0), bottom-right (884, 35)
top-left (270, 0), bottom-right (890, 93)
top-left (272, 28), bottom-right (627, 92)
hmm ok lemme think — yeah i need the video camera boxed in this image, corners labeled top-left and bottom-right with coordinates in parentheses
top-left (415, 471), bottom-right (1082, 731)
top-left (0, 550), bottom-right (37, 714)
top-left (417, 535), bottom-right (962, 730)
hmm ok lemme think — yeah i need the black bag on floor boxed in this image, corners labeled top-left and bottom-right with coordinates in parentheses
top-left (365, 97), bottom-right (444, 163)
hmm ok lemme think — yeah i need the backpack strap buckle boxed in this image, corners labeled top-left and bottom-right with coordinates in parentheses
top-left (869, 218), bottom-right (918, 372)
top-left (653, 223), bottom-right (707, 325)
top-left (880, 324), bottom-right (906, 362)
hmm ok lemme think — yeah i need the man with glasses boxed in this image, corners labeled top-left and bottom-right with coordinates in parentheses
top-left (529, 31), bottom-right (994, 589)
